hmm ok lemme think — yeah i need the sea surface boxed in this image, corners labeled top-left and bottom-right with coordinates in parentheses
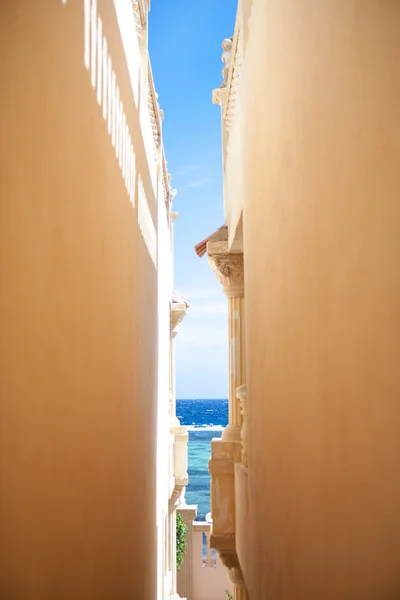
top-left (176, 399), bottom-right (228, 521)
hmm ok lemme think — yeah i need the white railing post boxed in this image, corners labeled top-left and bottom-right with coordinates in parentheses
top-left (204, 530), bottom-right (213, 568)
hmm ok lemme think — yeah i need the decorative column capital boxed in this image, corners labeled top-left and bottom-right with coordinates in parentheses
top-left (177, 504), bottom-right (198, 525)
top-left (207, 241), bottom-right (244, 298)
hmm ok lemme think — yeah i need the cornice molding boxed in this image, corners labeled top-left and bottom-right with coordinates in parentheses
top-left (212, 87), bottom-right (226, 107)
top-left (170, 303), bottom-right (188, 336)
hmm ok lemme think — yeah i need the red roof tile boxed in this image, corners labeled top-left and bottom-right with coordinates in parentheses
top-left (172, 291), bottom-right (190, 308)
top-left (194, 225), bottom-right (227, 257)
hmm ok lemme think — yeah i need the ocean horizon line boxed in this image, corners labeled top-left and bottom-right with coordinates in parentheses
top-left (177, 397), bottom-right (228, 520)
top-left (177, 398), bottom-right (228, 401)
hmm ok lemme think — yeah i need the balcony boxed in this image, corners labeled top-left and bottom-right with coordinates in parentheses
top-left (170, 425), bottom-right (189, 505)
top-left (177, 507), bottom-right (233, 600)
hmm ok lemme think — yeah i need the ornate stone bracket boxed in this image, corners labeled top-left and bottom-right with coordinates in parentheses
top-left (212, 87), bottom-right (226, 107)
top-left (212, 533), bottom-right (247, 592)
top-left (170, 302), bottom-right (188, 337)
top-left (169, 487), bottom-right (184, 509)
top-left (207, 241), bottom-right (244, 299)
top-left (169, 418), bottom-right (188, 510)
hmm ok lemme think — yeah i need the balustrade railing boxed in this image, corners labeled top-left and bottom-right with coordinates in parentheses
top-left (178, 514), bottom-right (232, 600)
top-left (193, 522), bottom-right (216, 568)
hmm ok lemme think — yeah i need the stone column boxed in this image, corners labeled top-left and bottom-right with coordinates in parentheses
top-left (170, 303), bottom-right (187, 426)
top-left (169, 328), bottom-right (178, 427)
top-left (177, 503), bottom-right (198, 600)
top-left (168, 490), bottom-right (184, 600)
top-left (228, 565), bottom-right (249, 600)
top-left (207, 241), bottom-right (245, 442)
top-left (207, 241), bottom-right (249, 600)
top-left (169, 301), bottom-right (189, 600)
top-left (232, 576), bottom-right (249, 600)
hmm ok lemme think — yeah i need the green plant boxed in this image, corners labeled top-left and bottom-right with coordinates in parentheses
top-left (176, 512), bottom-right (188, 572)
top-left (225, 591), bottom-right (233, 600)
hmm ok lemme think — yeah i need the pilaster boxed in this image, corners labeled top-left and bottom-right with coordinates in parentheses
top-left (207, 241), bottom-right (245, 442)
top-left (170, 301), bottom-right (188, 426)
top-left (207, 240), bottom-right (249, 600)
top-left (168, 298), bottom-right (189, 600)
top-left (168, 490), bottom-right (184, 599)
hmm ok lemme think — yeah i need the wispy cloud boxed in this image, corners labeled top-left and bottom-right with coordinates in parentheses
top-left (174, 165), bottom-right (200, 177)
top-left (180, 288), bottom-right (222, 300)
top-left (185, 178), bottom-right (211, 189)
top-left (175, 324), bottom-right (227, 348)
top-left (188, 302), bottom-right (227, 318)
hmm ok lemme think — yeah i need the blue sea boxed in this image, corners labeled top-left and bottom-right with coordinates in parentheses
top-left (176, 399), bottom-right (228, 521)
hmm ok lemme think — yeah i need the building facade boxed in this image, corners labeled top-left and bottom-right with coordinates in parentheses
top-left (200, 1), bottom-right (400, 599)
top-left (0, 1), bottom-right (188, 599)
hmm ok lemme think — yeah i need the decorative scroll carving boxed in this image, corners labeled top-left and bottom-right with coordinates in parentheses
top-left (132, 0), bottom-right (142, 34)
top-left (161, 163), bottom-right (169, 204)
top-left (207, 242), bottom-right (244, 298)
top-left (225, 31), bottom-right (242, 133)
top-left (213, 28), bottom-right (243, 160)
top-left (147, 84), bottom-right (161, 147)
top-left (147, 59), bottom-right (163, 153)
top-left (132, 0), bottom-right (149, 31)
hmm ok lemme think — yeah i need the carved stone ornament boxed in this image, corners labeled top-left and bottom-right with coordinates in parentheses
top-left (207, 242), bottom-right (244, 298)
top-left (170, 304), bottom-right (187, 335)
top-left (212, 87), bottom-right (226, 107)
top-left (217, 549), bottom-right (246, 587)
top-left (221, 37), bottom-right (233, 88)
top-left (169, 486), bottom-right (184, 508)
top-left (227, 564), bottom-right (245, 586)
top-left (218, 548), bottom-right (239, 572)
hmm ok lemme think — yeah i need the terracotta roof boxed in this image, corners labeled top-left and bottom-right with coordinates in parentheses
top-left (172, 291), bottom-right (190, 308)
top-left (194, 225), bottom-right (228, 257)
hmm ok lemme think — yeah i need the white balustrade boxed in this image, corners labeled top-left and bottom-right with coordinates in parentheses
top-left (178, 516), bottom-right (233, 600)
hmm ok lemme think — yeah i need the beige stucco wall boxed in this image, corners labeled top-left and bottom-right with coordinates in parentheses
top-left (242, 1), bottom-right (400, 598)
top-left (192, 527), bottom-right (232, 600)
top-left (0, 2), bottom-right (158, 598)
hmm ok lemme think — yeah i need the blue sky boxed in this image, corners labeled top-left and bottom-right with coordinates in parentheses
top-left (149, 1), bottom-right (237, 399)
